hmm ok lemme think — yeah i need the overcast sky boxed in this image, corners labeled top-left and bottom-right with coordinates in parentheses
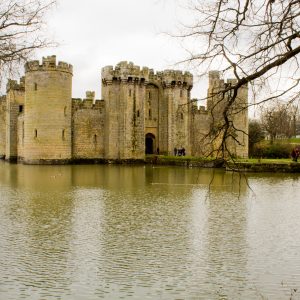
top-left (36, 0), bottom-right (206, 100)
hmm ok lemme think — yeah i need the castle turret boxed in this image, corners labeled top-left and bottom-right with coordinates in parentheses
top-left (160, 70), bottom-right (193, 155)
top-left (102, 61), bottom-right (146, 159)
top-left (23, 55), bottom-right (73, 164)
top-left (206, 70), bottom-right (248, 158)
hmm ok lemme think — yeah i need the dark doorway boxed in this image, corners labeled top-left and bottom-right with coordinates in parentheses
top-left (145, 133), bottom-right (155, 154)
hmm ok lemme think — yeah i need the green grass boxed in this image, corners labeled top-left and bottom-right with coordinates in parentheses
top-left (285, 138), bottom-right (300, 144)
top-left (147, 155), bottom-right (297, 165)
top-left (235, 158), bottom-right (293, 164)
top-left (258, 138), bottom-right (300, 145)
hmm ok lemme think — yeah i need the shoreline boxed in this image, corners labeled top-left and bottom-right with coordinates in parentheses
top-left (1, 156), bottom-right (300, 173)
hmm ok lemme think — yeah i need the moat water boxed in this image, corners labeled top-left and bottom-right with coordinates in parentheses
top-left (1, 161), bottom-right (300, 299)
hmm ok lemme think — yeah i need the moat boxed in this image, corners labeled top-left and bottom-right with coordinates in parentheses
top-left (1, 162), bottom-right (300, 299)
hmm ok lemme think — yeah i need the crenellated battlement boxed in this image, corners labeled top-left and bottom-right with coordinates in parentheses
top-left (86, 91), bottom-right (95, 101)
top-left (101, 61), bottom-right (193, 88)
top-left (25, 55), bottom-right (73, 74)
top-left (6, 77), bottom-right (25, 92)
top-left (160, 69), bottom-right (193, 88)
top-left (72, 97), bottom-right (104, 110)
top-left (209, 70), bottom-right (248, 91)
top-left (191, 101), bottom-right (208, 114)
top-left (101, 61), bottom-right (149, 83)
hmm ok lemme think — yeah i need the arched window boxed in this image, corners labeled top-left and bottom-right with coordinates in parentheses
top-left (34, 129), bottom-right (37, 138)
top-left (181, 113), bottom-right (184, 120)
top-left (149, 109), bottom-right (152, 118)
top-left (137, 110), bottom-right (140, 117)
top-left (62, 129), bottom-right (65, 140)
top-left (64, 106), bottom-right (67, 116)
top-left (94, 134), bottom-right (97, 143)
top-left (34, 83), bottom-right (38, 91)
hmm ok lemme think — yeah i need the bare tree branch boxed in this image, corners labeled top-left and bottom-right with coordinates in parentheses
top-left (0, 0), bottom-right (56, 92)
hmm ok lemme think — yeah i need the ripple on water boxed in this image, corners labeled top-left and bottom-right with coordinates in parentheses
top-left (1, 164), bottom-right (300, 299)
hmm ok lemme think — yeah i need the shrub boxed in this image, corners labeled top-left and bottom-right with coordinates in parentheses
top-left (252, 143), bottom-right (293, 159)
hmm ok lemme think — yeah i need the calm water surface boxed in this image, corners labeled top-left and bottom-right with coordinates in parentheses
top-left (1, 161), bottom-right (300, 299)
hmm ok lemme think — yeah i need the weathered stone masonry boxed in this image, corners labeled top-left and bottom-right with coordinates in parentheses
top-left (0, 55), bottom-right (248, 164)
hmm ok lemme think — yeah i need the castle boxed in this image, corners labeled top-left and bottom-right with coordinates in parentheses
top-left (0, 55), bottom-right (248, 164)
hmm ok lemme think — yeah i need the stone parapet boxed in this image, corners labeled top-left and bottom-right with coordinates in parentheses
top-left (101, 61), bottom-right (149, 83)
top-left (25, 55), bottom-right (73, 75)
top-left (72, 98), bottom-right (104, 110)
top-left (101, 61), bottom-right (193, 88)
top-left (6, 77), bottom-right (25, 92)
top-left (160, 69), bottom-right (193, 88)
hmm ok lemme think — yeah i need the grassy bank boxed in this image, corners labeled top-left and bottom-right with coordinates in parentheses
top-left (146, 155), bottom-right (300, 173)
top-left (235, 158), bottom-right (293, 164)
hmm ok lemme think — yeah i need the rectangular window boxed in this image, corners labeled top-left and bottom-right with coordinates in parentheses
top-left (19, 105), bottom-right (23, 113)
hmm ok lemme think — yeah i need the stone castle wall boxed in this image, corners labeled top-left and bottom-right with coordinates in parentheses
top-left (190, 105), bottom-right (212, 157)
top-left (72, 96), bottom-right (105, 159)
top-left (5, 79), bottom-right (25, 161)
top-left (0, 56), bottom-right (248, 163)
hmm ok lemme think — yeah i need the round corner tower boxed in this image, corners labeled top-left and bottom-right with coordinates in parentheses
top-left (23, 55), bottom-right (73, 164)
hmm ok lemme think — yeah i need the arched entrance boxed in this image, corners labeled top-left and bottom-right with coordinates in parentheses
top-left (145, 133), bottom-right (155, 154)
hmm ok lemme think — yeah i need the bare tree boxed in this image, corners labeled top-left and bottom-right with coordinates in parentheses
top-left (261, 101), bottom-right (298, 143)
top-left (0, 0), bottom-right (55, 90)
top-left (174, 0), bottom-right (300, 159)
